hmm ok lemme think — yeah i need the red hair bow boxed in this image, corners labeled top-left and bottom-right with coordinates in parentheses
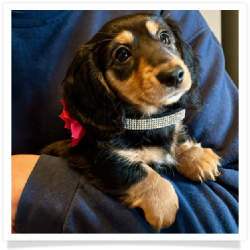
top-left (59, 100), bottom-right (86, 147)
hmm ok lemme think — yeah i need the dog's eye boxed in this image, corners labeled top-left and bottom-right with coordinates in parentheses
top-left (115, 48), bottom-right (131, 62)
top-left (159, 32), bottom-right (171, 45)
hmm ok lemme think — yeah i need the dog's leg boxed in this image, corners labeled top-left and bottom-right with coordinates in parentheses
top-left (42, 142), bottom-right (178, 230)
top-left (172, 123), bottom-right (221, 182)
top-left (71, 154), bottom-right (179, 230)
top-left (175, 140), bottom-right (221, 182)
top-left (122, 163), bottom-right (179, 231)
top-left (86, 156), bottom-right (178, 231)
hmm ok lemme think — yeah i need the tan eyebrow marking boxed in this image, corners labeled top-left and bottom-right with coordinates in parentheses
top-left (115, 31), bottom-right (134, 44)
top-left (145, 20), bottom-right (159, 36)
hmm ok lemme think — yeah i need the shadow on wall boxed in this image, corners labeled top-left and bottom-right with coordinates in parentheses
top-left (222, 10), bottom-right (239, 88)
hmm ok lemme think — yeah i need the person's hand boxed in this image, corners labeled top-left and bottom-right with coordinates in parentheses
top-left (11, 154), bottom-right (40, 233)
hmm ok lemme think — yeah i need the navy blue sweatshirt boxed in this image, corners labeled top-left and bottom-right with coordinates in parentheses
top-left (12, 10), bottom-right (238, 233)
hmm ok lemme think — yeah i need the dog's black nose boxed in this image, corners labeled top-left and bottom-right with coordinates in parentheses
top-left (156, 67), bottom-right (184, 87)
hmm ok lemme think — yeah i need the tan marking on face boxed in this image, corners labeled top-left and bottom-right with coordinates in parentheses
top-left (114, 146), bottom-right (176, 166)
top-left (145, 20), bottom-right (159, 36)
top-left (115, 30), bottom-right (134, 44)
top-left (123, 164), bottom-right (179, 230)
top-left (106, 55), bottom-right (192, 115)
top-left (106, 59), bottom-right (159, 115)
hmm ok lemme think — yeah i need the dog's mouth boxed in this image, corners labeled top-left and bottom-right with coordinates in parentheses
top-left (157, 87), bottom-right (185, 107)
top-left (165, 86), bottom-right (184, 98)
top-left (168, 89), bottom-right (181, 97)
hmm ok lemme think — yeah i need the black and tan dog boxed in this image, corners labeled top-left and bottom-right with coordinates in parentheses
top-left (42, 13), bottom-right (221, 231)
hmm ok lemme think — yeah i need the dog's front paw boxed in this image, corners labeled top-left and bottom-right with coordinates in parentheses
top-left (124, 165), bottom-right (179, 231)
top-left (141, 179), bottom-right (179, 231)
top-left (177, 142), bottom-right (221, 182)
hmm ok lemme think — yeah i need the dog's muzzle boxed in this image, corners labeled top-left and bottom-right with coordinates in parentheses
top-left (156, 66), bottom-right (184, 87)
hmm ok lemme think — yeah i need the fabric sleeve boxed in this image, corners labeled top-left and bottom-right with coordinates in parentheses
top-left (15, 155), bottom-right (80, 233)
top-left (14, 10), bottom-right (238, 234)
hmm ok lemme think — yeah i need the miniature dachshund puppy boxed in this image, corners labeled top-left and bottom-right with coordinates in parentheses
top-left (42, 13), bottom-right (221, 231)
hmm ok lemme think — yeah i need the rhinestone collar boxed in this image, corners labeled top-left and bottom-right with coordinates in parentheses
top-left (124, 108), bottom-right (186, 130)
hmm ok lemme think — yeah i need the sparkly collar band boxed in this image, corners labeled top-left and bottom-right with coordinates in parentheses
top-left (124, 108), bottom-right (186, 130)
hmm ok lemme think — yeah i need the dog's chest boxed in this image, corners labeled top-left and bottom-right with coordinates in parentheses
top-left (113, 146), bottom-right (176, 167)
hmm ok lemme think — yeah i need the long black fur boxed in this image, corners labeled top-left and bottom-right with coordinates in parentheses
top-left (41, 13), bottom-right (201, 199)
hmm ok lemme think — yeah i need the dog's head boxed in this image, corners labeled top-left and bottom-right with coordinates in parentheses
top-left (62, 13), bottom-right (201, 143)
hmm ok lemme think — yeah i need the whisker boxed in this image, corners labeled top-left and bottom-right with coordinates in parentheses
top-left (96, 32), bottom-right (115, 37)
top-left (92, 38), bottom-right (113, 53)
top-left (111, 99), bottom-right (122, 112)
top-left (93, 38), bottom-right (113, 47)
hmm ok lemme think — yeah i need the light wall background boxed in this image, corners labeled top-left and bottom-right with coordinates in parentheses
top-left (199, 10), bottom-right (238, 88)
top-left (200, 10), bottom-right (221, 43)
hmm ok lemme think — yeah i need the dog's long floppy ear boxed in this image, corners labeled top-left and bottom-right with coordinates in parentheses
top-left (165, 17), bottom-right (202, 109)
top-left (62, 45), bottom-right (125, 144)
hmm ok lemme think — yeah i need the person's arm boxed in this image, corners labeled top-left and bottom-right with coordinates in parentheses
top-left (11, 154), bottom-right (40, 233)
